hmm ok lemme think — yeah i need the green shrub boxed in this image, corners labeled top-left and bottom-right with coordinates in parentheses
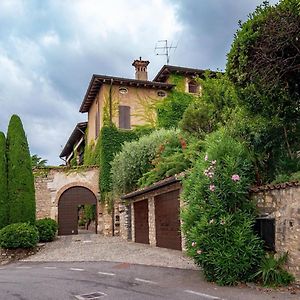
top-left (35, 218), bottom-right (58, 242)
top-left (180, 74), bottom-right (237, 137)
top-left (226, 0), bottom-right (300, 183)
top-left (254, 252), bottom-right (295, 287)
top-left (156, 91), bottom-right (194, 129)
top-left (0, 132), bottom-right (8, 229)
top-left (111, 128), bottom-right (178, 195)
top-left (0, 223), bottom-right (39, 249)
top-left (7, 115), bottom-right (36, 224)
top-left (138, 135), bottom-right (202, 188)
top-left (181, 129), bottom-right (264, 285)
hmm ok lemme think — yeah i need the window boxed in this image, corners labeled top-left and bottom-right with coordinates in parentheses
top-left (254, 218), bottom-right (275, 251)
top-left (119, 105), bottom-right (131, 129)
top-left (119, 87), bottom-right (128, 94)
top-left (157, 90), bottom-right (166, 97)
top-left (188, 80), bottom-right (198, 93)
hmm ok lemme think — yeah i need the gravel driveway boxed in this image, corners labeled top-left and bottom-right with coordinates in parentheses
top-left (24, 234), bottom-right (197, 270)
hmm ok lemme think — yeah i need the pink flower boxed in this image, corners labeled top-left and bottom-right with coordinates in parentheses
top-left (191, 241), bottom-right (196, 247)
top-left (208, 172), bottom-right (214, 178)
top-left (197, 249), bottom-right (202, 255)
top-left (231, 174), bottom-right (240, 182)
top-left (220, 219), bottom-right (226, 225)
top-left (204, 154), bottom-right (208, 161)
top-left (211, 160), bottom-right (216, 165)
top-left (209, 184), bottom-right (215, 192)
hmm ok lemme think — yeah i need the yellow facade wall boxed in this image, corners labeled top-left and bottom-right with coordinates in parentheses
top-left (87, 83), bottom-right (169, 144)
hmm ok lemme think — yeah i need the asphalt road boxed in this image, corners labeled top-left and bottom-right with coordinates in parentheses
top-left (0, 261), bottom-right (298, 300)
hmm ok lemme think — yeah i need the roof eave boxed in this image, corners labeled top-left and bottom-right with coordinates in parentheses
top-left (59, 122), bottom-right (88, 158)
top-left (79, 74), bottom-right (174, 113)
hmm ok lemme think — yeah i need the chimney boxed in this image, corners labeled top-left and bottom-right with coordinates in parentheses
top-left (132, 57), bottom-right (150, 81)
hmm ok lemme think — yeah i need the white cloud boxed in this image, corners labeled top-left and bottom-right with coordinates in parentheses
top-left (41, 31), bottom-right (60, 47)
top-left (0, 0), bottom-right (24, 17)
top-left (59, 0), bottom-right (182, 46)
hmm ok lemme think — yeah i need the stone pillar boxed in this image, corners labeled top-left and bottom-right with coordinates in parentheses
top-left (148, 196), bottom-right (156, 246)
top-left (131, 202), bottom-right (135, 242)
top-left (179, 187), bottom-right (187, 251)
top-left (119, 202), bottom-right (132, 240)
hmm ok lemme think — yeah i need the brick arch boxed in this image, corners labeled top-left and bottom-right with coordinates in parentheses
top-left (55, 181), bottom-right (99, 206)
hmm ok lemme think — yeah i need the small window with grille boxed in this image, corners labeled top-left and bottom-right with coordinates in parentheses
top-left (254, 218), bottom-right (275, 251)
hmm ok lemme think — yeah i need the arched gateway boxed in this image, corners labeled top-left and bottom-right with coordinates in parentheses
top-left (33, 167), bottom-right (111, 236)
top-left (58, 186), bottom-right (97, 235)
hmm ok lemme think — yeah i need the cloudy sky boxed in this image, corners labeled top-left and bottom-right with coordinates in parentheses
top-left (0, 0), bottom-right (278, 165)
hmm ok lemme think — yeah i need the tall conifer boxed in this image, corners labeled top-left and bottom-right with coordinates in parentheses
top-left (0, 132), bottom-right (8, 228)
top-left (7, 115), bottom-right (35, 224)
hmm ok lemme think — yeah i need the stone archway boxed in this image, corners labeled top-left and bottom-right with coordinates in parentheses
top-left (58, 186), bottom-right (97, 235)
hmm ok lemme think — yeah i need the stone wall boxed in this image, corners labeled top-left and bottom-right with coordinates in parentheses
top-left (252, 183), bottom-right (300, 280)
top-left (34, 166), bottom-right (113, 235)
top-left (118, 202), bottom-right (130, 240)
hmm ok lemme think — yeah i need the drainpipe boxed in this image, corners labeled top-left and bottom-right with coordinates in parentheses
top-left (109, 79), bottom-right (113, 124)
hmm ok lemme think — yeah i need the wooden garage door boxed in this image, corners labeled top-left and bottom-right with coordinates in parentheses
top-left (58, 186), bottom-right (97, 236)
top-left (155, 190), bottom-right (182, 250)
top-left (134, 200), bottom-right (149, 244)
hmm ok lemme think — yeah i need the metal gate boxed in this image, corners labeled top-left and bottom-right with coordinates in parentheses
top-left (134, 200), bottom-right (149, 244)
top-left (155, 190), bottom-right (182, 250)
top-left (58, 186), bottom-right (97, 235)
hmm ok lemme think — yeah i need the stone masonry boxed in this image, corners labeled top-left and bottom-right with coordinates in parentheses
top-left (33, 166), bottom-right (109, 234)
top-left (252, 183), bottom-right (300, 281)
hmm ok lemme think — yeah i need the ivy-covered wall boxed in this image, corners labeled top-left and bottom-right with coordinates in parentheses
top-left (99, 125), bottom-right (138, 201)
top-left (156, 74), bottom-right (196, 129)
top-left (168, 74), bottom-right (186, 92)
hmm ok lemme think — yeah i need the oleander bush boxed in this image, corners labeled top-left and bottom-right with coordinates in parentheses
top-left (0, 223), bottom-right (39, 249)
top-left (35, 218), bottom-right (58, 242)
top-left (181, 130), bottom-right (264, 285)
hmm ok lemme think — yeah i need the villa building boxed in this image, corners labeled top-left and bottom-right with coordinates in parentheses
top-left (60, 58), bottom-right (205, 164)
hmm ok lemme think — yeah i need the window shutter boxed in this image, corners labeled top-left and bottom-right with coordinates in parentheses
top-left (188, 81), bottom-right (198, 93)
top-left (119, 105), bottom-right (131, 129)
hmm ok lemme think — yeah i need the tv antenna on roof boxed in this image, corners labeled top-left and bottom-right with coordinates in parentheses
top-left (155, 40), bottom-right (177, 65)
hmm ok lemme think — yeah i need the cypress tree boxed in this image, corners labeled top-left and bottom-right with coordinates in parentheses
top-left (0, 132), bottom-right (8, 229)
top-left (7, 115), bottom-right (35, 224)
